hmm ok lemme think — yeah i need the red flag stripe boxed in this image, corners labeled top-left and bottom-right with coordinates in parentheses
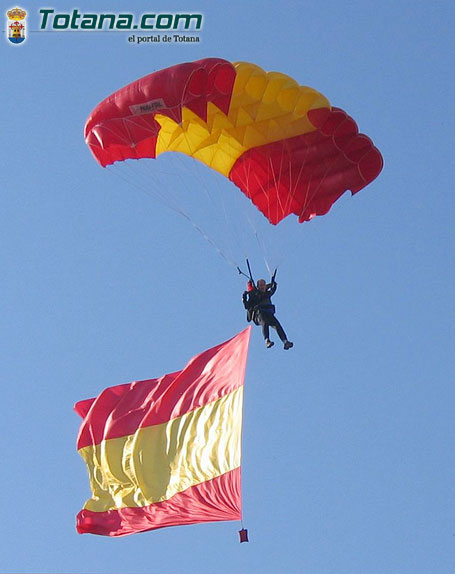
top-left (76, 468), bottom-right (241, 537)
top-left (75, 328), bottom-right (251, 449)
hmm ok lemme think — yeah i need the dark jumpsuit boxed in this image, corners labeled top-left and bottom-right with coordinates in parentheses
top-left (242, 282), bottom-right (288, 343)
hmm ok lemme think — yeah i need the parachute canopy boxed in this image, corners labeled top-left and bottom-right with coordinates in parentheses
top-left (85, 58), bottom-right (383, 225)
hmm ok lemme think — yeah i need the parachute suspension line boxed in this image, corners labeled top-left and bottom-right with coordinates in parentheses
top-left (249, 159), bottom-right (279, 275)
top-left (141, 156), bottom-right (199, 212)
top-left (269, 140), bottom-right (328, 271)
top-left (272, 152), bottom-right (302, 270)
top-left (161, 133), bottom-right (248, 272)
top-left (106, 163), bottom-right (239, 272)
top-left (261, 146), bottom-right (292, 273)
top-left (172, 82), bottom-right (232, 219)
top-left (253, 226), bottom-right (273, 277)
top-left (173, 127), bottom-right (244, 270)
top-left (238, 159), bottom-right (258, 259)
top-left (146, 162), bottom-right (240, 272)
top-left (169, 133), bottom-right (242, 269)
top-left (176, 209), bottom-right (239, 271)
top-left (294, 140), bottom-right (333, 224)
top-left (115, 104), bottom-right (205, 216)
top-left (270, 148), bottom-right (310, 270)
top-left (267, 145), bottom-right (286, 224)
top-left (276, 157), bottom-right (334, 269)
top-left (108, 133), bottom-right (262, 277)
top-left (280, 152), bottom-right (293, 219)
top-left (232, 158), bottom-right (268, 268)
top-left (170, 146), bottom-right (222, 219)
top-left (211, 164), bottom-right (246, 265)
top-left (202, 151), bottom-right (258, 269)
top-left (283, 144), bottom-right (306, 218)
top-left (112, 114), bottom-right (179, 205)
top-left (117, 160), bottom-right (185, 214)
top-left (261, 159), bottom-right (273, 237)
top-left (106, 163), bottom-right (181, 212)
top-left (231, 157), bottom-right (275, 275)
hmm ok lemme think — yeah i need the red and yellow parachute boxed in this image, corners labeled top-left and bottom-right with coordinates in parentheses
top-left (85, 58), bottom-right (382, 225)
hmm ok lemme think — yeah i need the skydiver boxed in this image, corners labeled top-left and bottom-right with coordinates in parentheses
top-left (242, 277), bottom-right (293, 350)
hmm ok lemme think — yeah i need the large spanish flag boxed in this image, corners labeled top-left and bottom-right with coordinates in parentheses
top-left (75, 328), bottom-right (251, 537)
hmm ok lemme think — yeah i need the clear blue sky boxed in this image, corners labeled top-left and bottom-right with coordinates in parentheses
top-left (1, 1), bottom-right (454, 573)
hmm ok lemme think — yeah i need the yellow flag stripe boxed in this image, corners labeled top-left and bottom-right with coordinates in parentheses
top-left (78, 387), bottom-right (243, 513)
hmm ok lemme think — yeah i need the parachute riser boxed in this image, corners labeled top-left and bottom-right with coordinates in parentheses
top-left (237, 266), bottom-right (250, 280)
top-left (246, 258), bottom-right (255, 285)
top-left (271, 267), bottom-right (277, 285)
top-left (237, 259), bottom-right (277, 287)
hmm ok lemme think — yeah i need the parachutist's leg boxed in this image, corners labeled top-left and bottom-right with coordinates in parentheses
top-left (269, 316), bottom-right (293, 348)
top-left (261, 321), bottom-right (270, 341)
top-left (260, 316), bottom-right (276, 348)
top-left (269, 316), bottom-right (287, 343)
top-left (269, 316), bottom-right (293, 349)
top-left (258, 314), bottom-right (274, 347)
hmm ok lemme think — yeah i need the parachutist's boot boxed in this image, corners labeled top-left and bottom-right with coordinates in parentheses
top-left (283, 340), bottom-right (294, 350)
top-left (265, 339), bottom-right (274, 348)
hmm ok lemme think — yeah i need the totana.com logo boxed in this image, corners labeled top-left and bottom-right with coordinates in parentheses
top-left (7, 6), bottom-right (27, 44)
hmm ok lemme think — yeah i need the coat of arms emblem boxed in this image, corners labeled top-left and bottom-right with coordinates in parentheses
top-left (7, 7), bottom-right (27, 44)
